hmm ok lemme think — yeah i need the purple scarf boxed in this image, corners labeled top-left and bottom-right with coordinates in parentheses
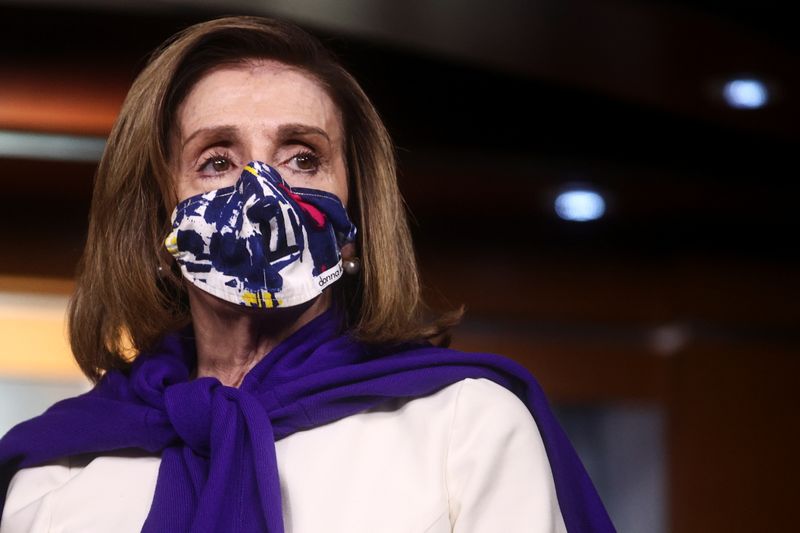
top-left (0, 310), bottom-right (614, 532)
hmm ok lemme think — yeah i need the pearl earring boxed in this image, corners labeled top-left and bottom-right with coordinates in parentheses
top-left (343, 257), bottom-right (361, 275)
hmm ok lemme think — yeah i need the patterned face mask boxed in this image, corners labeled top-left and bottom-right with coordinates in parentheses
top-left (165, 161), bottom-right (357, 309)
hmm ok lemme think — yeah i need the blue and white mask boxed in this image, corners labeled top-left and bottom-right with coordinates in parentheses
top-left (165, 161), bottom-right (357, 309)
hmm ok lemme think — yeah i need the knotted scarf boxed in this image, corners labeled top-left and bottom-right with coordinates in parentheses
top-left (0, 310), bottom-right (614, 532)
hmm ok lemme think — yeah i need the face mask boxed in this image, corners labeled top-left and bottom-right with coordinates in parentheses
top-left (165, 161), bottom-right (357, 309)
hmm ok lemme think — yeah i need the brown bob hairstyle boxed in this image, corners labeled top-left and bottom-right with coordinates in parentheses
top-left (68, 16), bottom-right (460, 382)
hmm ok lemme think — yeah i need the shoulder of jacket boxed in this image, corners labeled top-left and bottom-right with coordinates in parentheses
top-left (456, 378), bottom-right (532, 416)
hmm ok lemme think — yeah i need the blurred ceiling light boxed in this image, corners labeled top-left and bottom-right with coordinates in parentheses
top-left (0, 130), bottom-right (106, 162)
top-left (648, 324), bottom-right (690, 357)
top-left (722, 78), bottom-right (769, 109)
top-left (554, 189), bottom-right (606, 222)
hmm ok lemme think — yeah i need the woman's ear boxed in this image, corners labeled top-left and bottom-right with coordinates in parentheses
top-left (341, 242), bottom-right (361, 275)
top-left (157, 245), bottom-right (177, 279)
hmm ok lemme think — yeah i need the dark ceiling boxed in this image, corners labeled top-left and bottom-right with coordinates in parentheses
top-left (0, 0), bottom-right (798, 280)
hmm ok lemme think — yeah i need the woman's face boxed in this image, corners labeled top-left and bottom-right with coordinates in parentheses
top-left (172, 60), bottom-right (348, 205)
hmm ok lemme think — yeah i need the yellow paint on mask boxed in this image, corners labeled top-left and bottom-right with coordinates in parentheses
top-left (242, 291), bottom-right (259, 307)
top-left (164, 233), bottom-right (178, 255)
top-left (242, 290), bottom-right (275, 308)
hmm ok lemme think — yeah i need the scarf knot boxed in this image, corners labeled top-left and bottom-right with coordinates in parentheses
top-left (152, 376), bottom-right (283, 532)
top-left (163, 378), bottom-right (222, 458)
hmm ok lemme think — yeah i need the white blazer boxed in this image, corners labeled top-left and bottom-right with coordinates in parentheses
top-left (1, 378), bottom-right (567, 532)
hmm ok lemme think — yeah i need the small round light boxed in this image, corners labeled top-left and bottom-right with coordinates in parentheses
top-left (554, 189), bottom-right (606, 222)
top-left (722, 79), bottom-right (768, 109)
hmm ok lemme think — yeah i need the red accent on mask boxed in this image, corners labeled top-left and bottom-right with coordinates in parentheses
top-left (278, 184), bottom-right (327, 229)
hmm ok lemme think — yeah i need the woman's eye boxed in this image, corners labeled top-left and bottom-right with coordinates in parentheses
top-left (197, 154), bottom-right (234, 176)
top-left (210, 157), bottom-right (230, 172)
top-left (288, 152), bottom-right (321, 173)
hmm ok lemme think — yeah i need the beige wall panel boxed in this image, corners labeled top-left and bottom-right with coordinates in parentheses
top-left (0, 289), bottom-right (83, 380)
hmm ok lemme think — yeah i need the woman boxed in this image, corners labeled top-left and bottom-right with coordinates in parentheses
top-left (0, 16), bottom-right (613, 533)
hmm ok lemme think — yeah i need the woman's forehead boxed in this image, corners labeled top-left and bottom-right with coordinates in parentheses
top-left (176, 60), bottom-right (343, 143)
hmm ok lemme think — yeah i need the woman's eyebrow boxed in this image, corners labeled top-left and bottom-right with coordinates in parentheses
top-left (275, 123), bottom-right (331, 145)
top-left (180, 123), bottom-right (334, 151)
top-left (182, 125), bottom-right (239, 150)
